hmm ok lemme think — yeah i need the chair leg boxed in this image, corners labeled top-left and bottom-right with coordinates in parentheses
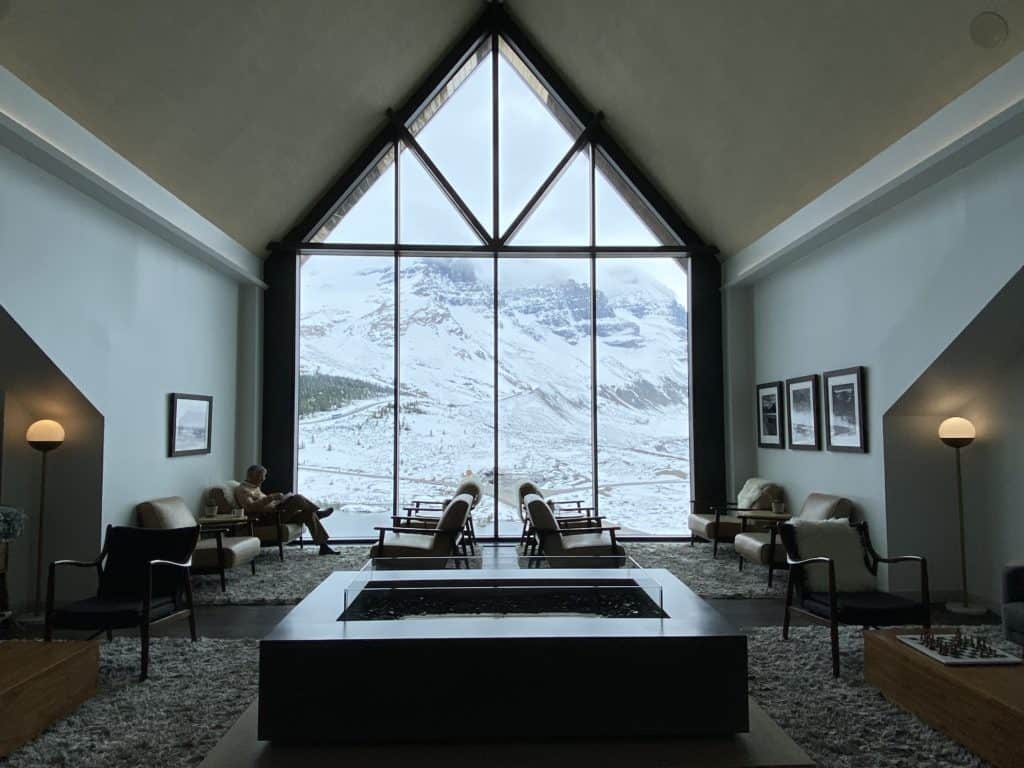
top-left (767, 563), bottom-right (774, 588)
top-left (106, 628), bottom-right (113, 641)
top-left (184, 571), bottom-right (198, 643)
top-left (219, 567), bottom-right (226, 593)
top-left (738, 556), bottom-right (744, 571)
top-left (712, 538), bottom-right (719, 558)
top-left (251, 559), bottom-right (257, 576)
top-left (140, 623), bottom-right (150, 682)
top-left (830, 618), bottom-right (840, 678)
top-left (783, 575), bottom-right (794, 640)
top-left (278, 539), bottom-right (285, 562)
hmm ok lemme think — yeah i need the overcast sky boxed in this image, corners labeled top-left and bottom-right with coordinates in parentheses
top-left (322, 50), bottom-right (687, 308)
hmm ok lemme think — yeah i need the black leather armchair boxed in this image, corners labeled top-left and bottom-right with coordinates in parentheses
top-left (781, 519), bottom-right (930, 677)
top-left (45, 525), bottom-right (199, 681)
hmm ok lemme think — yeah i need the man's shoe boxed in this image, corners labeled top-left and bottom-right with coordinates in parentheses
top-left (319, 544), bottom-right (340, 556)
top-left (316, 507), bottom-right (334, 519)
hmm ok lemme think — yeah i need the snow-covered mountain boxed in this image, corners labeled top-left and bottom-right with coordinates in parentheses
top-left (297, 255), bottom-right (690, 536)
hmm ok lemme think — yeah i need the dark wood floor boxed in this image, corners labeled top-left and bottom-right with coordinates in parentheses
top-left (5, 540), bottom-right (999, 641)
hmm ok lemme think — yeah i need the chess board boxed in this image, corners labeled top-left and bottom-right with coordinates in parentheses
top-left (898, 632), bottom-right (1021, 666)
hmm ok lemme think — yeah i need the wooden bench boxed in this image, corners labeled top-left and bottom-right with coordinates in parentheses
top-left (0, 640), bottom-right (98, 758)
top-left (865, 628), bottom-right (1024, 768)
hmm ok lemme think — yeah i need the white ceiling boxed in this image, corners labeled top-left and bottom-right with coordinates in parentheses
top-left (1, 0), bottom-right (1022, 256)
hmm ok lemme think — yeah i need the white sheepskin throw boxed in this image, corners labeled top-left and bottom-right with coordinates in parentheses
top-left (792, 518), bottom-right (876, 593)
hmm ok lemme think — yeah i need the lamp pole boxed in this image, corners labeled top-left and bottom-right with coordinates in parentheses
top-left (34, 448), bottom-right (50, 616)
top-left (26, 420), bottom-right (65, 618)
top-left (953, 444), bottom-right (969, 609)
top-left (938, 417), bottom-right (984, 616)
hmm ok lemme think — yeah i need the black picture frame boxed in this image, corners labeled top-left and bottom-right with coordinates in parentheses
top-left (756, 381), bottom-right (785, 449)
top-left (168, 393), bottom-right (213, 457)
top-left (823, 367), bottom-right (867, 453)
top-left (786, 374), bottom-right (821, 451)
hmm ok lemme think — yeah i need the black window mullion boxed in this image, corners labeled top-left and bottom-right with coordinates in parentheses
top-left (589, 143), bottom-right (599, 520)
top-left (491, 33), bottom-right (501, 540)
top-left (392, 118), bottom-right (493, 247)
top-left (498, 117), bottom-right (600, 247)
top-left (392, 135), bottom-right (401, 521)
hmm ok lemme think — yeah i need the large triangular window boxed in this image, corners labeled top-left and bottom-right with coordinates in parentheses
top-left (291, 10), bottom-right (705, 542)
top-left (305, 32), bottom-right (685, 249)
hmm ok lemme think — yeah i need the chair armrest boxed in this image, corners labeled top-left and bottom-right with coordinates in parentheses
top-left (373, 527), bottom-right (441, 535)
top-left (149, 557), bottom-right (193, 569)
top-left (51, 557), bottom-right (103, 568)
top-left (874, 554), bottom-right (924, 565)
top-left (786, 555), bottom-right (837, 599)
top-left (144, 558), bottom-right (192, 618)
top-left (47, 557), bottom-right (105, 615)
top-left (560, 526), bottom-right (620, 535)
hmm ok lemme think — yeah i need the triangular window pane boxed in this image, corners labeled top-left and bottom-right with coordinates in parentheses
top-left (509, 150), bottom-right (589, 245)
top-left (499, 39), bottom-right (581, 235)
top-left (399, 145), bottom-right (481, 245)
top-left (595, 152), bottom-right (678, 246)
top-left (410, 40), bottom-right (492, 232)
top-left (314, 148), bottom-right (395, 244)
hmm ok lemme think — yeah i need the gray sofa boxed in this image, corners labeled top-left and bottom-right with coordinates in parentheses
top-left (1004, 562), bottom-right (1024, 646)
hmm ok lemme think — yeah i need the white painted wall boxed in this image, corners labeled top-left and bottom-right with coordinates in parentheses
top-left (0, 142), bottom-right (242, 529)
top-left (728, 131), bottom-right (1024, 592)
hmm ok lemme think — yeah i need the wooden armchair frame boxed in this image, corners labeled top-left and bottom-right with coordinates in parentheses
top-left (781, 520), bottom-right (930, 677)
top-left (45, 526), bottom-right (198, 681)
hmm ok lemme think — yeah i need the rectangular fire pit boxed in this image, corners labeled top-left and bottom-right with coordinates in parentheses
top-left (259, 568), bottom-right (747, 743)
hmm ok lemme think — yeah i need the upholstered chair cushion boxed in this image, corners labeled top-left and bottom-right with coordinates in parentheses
top-left (136, 497), bottom-right (198, 529)
top-left (207, 482), bottom-right (242, 516)
top-left (733, 531), bottom-right (787, 565)
top-left (192, 536), bottom-right (261, 569)
top-left (798, 493), bottom-right (852, 522)
top-left (437, 494), bottom-right (472, 532)
top-left (736, 478), bottom-right (783, 511)
top-left (686, 513), bottom-right (741, 541)
top-left (369, 529), bottom-right (452, 565)
top-left (524, 494), bottom-right (557, 532)
top-left (253, 523), bottom-right (303, 545)
top-left (792, 518), bottom-right (875, 592)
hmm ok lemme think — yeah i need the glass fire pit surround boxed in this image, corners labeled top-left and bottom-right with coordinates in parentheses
top-left (259, 567), bottom-right (748, 743)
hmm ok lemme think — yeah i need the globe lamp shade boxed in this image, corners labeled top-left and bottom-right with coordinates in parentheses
top-left (938, 417), bottom-right (975, 448)
top-left (26, 419), bottom-right (66, 452)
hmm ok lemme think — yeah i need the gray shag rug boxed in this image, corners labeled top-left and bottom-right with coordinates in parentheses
top-left (4, 627), bottom-right (1008, 767)
top-left (628, 541), bottom-right (786, 599)
top-left (191, 541), bottom-right (785, 605)
top-left (191, 544), bottom-right (369, 605)
top-left (0, 638), bottom-right (257, 768)
top-left (746, 624), bottom-right (1008, 768)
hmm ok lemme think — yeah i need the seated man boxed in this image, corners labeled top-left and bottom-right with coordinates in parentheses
top-left (235, 464), bottom-right (338, 556)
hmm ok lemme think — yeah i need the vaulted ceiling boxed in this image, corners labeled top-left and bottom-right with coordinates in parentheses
top-left (1, 0), bottom-right (1021, 256)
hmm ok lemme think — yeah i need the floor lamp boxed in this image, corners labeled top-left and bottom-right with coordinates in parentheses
top-left (938, 416), bottom-right (985, 616)
top-left (27, 419), bottom-right (65, 616)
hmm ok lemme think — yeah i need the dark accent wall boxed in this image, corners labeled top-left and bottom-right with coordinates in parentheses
top-left (689, 254), bottom-right (727, 506)
top-left (884, 265), bottom-right (1024, 602)
top-left (0, 304), bottom-right (104, 609)
top-left (260, 251), bottom-right (298, 493)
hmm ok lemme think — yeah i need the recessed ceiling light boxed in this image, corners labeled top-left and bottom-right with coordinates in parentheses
top-left (970, 11), bottom-right (1009, 49)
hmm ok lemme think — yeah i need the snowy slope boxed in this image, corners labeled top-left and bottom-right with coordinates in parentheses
top-left (297, 255), bottom-right (689, 536)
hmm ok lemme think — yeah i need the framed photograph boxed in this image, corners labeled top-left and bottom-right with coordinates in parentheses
top-left (823, 367), bottom-right (866, 452)
top-left (756, 381), bottom-right (785, 449)
top-left (169, 393), bottom-right (213, 457)
top-left (786, 374), bottom-right (820, 450)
